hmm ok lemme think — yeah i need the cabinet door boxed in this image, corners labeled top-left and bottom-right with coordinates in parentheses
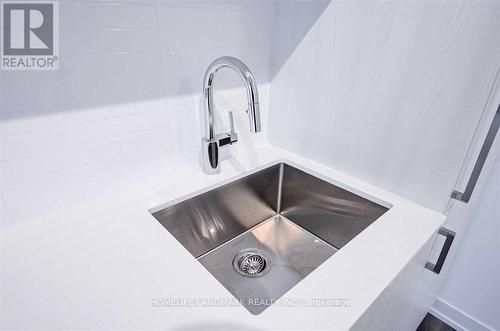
top-left (352, 233), bottom-right (438, 330)
top-left (427, 108), bottom-right (500, 327)
top-left (354, 99), bottom-right (500, 331)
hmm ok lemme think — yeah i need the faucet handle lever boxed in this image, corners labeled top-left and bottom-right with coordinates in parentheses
top-left (227, 111), bottom-right (238, 144)
top-left (228, 111), bottom-right (235, 134)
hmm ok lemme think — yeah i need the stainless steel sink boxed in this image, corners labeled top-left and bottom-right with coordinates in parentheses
top-left (150, 162), bottom-right (389, 314)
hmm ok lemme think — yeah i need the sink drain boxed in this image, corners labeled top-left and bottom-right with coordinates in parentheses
top-left (233, 248), bottom-right (271, 278)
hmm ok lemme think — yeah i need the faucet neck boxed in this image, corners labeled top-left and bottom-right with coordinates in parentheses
top-left (203, 56), bottom-right (261, 140)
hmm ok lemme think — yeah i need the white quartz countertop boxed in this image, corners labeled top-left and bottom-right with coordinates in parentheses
top-left (1, 144), bottom-right (445, 330)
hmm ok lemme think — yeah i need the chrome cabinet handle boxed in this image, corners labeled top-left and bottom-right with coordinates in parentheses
top-left (425, 227), bottom-right (455, 274)
top-left (452, 104), bottom-right (500, 203)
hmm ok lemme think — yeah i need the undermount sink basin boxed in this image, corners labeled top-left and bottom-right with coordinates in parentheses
top-left (150, 162), bottom-right (389, 314)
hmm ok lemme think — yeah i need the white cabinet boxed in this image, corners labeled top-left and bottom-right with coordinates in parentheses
top-left (353, 105), bottom-right (500, 330)
top-left (352, 230), bottom-right (440, 330)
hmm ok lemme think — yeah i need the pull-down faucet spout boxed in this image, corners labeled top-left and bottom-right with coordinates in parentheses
top-left (201, 56), bottom-right (261, 175)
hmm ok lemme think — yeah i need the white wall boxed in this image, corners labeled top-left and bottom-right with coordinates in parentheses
top-left (268, 0), bottom-right (500, 211)
top-left (432, 145), bottom-right (500, 331)
top-left (0, 0), bottom-right (274, 226)
top-left (271, 0), bottom-right (330, 78)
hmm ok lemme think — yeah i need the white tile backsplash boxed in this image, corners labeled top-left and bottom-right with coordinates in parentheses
top-left (157, 5), bottom-right (274, 31)
top-left (0, 1), bottom-right (274, 225)
top-left (169, 103), bottom-right (200, 125)
top-left (1, 127), bottom-right (172, 186)
top-left (1, 144), bottom-right (173, 205)
top-left (2, 108), bottom-right (171, 160)
top-left (60, 28), bottom-right (161, 54)
top-left (60, 1), bottom-right (159, 30)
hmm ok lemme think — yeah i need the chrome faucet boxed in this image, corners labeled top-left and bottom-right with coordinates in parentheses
top-left (201, 56), bottom-right (261, 174)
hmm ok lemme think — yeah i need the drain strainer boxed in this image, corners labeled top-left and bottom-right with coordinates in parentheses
top-left (232, 248), bottom-right (271, 278)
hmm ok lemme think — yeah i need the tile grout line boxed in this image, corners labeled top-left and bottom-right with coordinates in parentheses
top-left (154, 0), bottom-right (176, 170)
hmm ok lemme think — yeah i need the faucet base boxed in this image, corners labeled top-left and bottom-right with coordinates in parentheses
top-left (201, 138), bottom-right (220, 175)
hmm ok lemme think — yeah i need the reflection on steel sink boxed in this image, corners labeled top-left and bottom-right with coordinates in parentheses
top-left (150, 162), bottom-right (389, 314)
